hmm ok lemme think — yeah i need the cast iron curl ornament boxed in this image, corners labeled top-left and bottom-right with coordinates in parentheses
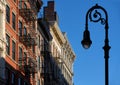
top-left (81, 4), bottom-right (111, 85)
top-left (86, 4), bottom-right (108, 27)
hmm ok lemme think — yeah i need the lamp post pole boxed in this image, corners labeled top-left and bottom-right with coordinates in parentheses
top-left (81, 4), bottom-right (111, 85)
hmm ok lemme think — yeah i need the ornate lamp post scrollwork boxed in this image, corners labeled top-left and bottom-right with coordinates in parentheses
top-left (81, 4), bottom-right (111, 85)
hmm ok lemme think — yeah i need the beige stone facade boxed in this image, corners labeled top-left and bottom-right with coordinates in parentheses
top-left (0, 0), bottom-right (6, 84)
top-left (44, 1), bottom-right (76, 85)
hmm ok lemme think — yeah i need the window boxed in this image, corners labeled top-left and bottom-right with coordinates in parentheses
top-left (19, 47), bottom-right (23, 65)
top-left (11, 73), bottom-right (15, 85)
top-left (19, 0), bottom-right (22, 9)
top-left (37, 79), bottom-right (40, 85)
top-left (24, 3), bottom-right (27, 9)
top-left (24, 82), bottom-right (28, 85)
top-left (38, 56), bottom-right (40, 70)
top-left (18, 78), bottom-right (22, 85)
top-left (19, 21), bottom-right (22, 36)
top-left (5, 68), bottom-right (11, 85)
top-left (6, 34), bottom-right (10, 55)
top-left (12, 40), bottom-right (16, 60)
top-left (23, 27), bottom-right (27, 36)
top-left (12, 12), bottom-right (16, 30)
top-left (14, 0), bottom-right (16, 2)
top-left (24, 52), bottom-right (27, 65)
top-left (6, 5), bottom-right (10, 23)
top-left (38, 36), bottom-right (40, 48)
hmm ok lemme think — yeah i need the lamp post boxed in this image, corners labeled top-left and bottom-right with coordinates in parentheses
top-left (81, 4), bottom-right (111, 85)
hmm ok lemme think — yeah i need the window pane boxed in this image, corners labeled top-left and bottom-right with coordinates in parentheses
top-left (11, 73), bottom-right (15, 84)
top-left (14, 0), bottom-right (16, 2)
top-left (24, 3), bottom-right (27, 9)
top-left (6, 5), bottom-right (10, 23)
top-left (12, 12), bottom-right (16, 30)
top-left (38, 36), bottom-right (40, 48)
top-left (19, 0), bottom-right (22, 9)
top-left (6, 34), bottom-right (10, 55)
top-left (23, 27), bottom-right (27, 35)
top-left (19, 47), bottom-right (22, 65)
top-left (5, 68), bottom-right (10, 84)
top-left (19, 21), bottom-right (22, 36)
top-left (24, 52), bottom-right (27, 65)
top-left (12, 41), bottom-right (16, 60)
top-left (18, 78), bottom-right (22, 85)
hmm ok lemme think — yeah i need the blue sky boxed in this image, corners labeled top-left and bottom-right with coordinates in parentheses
top-left (41, 0), bottom-right (120, 85)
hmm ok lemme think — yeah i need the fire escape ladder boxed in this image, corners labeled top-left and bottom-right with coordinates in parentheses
top-left (28, 21), bottom-right (37, 39)
top-left (18, 55), bottom-right (27, 71)
top-left (19, 0), bottom-right (37, 45)
top-left (24, 56), bottom-right (37, 75)
top-left (19, 33), bottom-right (36, 47)
top-left (19, 0), bottom-right (38, 22)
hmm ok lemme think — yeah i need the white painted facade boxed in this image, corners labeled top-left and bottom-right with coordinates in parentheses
top-left (0, 0), bottom-right (6, 82)
top-left (49, 21), bottom-right (65, 61)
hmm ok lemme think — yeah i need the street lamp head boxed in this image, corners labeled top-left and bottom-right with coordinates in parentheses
top-left (81, 29), bottom-right (92, 49)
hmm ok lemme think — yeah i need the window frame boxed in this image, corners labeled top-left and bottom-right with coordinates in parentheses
top-left (12, 12), bottom-right (16, 30)
top-left (6, 34), bottom-right (10, 55)
top-left (19, 47), bottom-right (23, 65)
top-left (19, 0), bottom-right (22, 9)
top-left (19, 21), bottom-right (22, 36)
top-left (14, 0), bottom-right (16, 3)
top-left (24, 52), bottom-right (27, 65)
top-left (12, 40), bottom-right (16, 60)
top-left (11, 72), bottom-right (15, 85)
top-left (18, 78), bottom-right (22, 85)
top-left (24, 3), bottom-right (27, 9)
top-left (23, 27), bottom-right (27, 36)
top-left (6, 5), bottom-right (10, 23)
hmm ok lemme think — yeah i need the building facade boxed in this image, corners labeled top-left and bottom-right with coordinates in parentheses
top-left (0, 0), bottom-right (6, 84)
top-left (0, 0), bottom-right (42, 85)
top-left (0, 0), bottom-right (75, 85)
top-left (37, 18), bottom-right (53, 85)
top-left (43, 1), bottom-right (76, 85)
top-left (62, 32), bottom-right (75, 85)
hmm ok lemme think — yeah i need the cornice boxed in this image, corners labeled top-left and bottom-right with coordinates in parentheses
top-left (49, 21), bottom-right (66, 45)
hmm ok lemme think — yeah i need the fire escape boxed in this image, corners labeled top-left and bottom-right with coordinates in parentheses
top-left (40, 40), bottom-right (54, 85)
top-left (18, 0), bottom-right (42, 84)
top-left (19, 55), bottom-right (37, 74)
top-left (18, 52), bottom-right (37, 85)
top-left (19, 0), bottom-right (42, 47)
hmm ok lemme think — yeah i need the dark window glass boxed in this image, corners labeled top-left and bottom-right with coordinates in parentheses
top-left (5, 68), bottom-right (11, 85)
top-left (12, 40), bottom-right (16, 60)
top-left (11, 73), bottom-right (15, 85)
top-left (6, 34), bottom-right (10, 55)
top-left (12, 12), bottom-right (16, 30)
top-left (18, 78), bottom-right (22, 85)
top-left (37, 80), bottom-right (40, 85)
top-left (19, 0), bottom-right (22, 9)
top-left (19, 47), bottom-right (22, 65)
top-left (6, 5), bottom-right (10, 23)
top-left (19, 21), bottom-right (22, 36)
top-left (24, 52), bottom-right (27, 65)
top-left (23, 27), bottom-right (27, 35)
top-left (24, 3), bottom-right (27, 9)
top-left (38, 36), bottom-right (40, 48)
top-left (14, 0), bottom-right (16, 2)
top-left (38, 57), bottom-right (40, 70)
